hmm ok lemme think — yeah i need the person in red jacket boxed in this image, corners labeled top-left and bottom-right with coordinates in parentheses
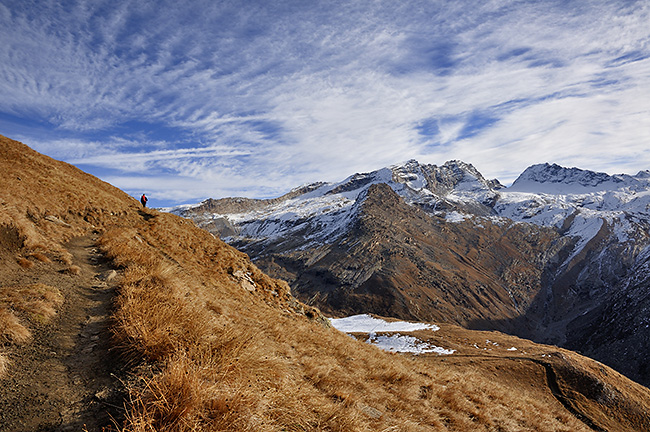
top-left (140, 193), bottom-right (148, 208)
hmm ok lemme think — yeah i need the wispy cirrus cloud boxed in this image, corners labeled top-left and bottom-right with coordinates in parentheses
top-left (1, 0), bottom-right (649, 205)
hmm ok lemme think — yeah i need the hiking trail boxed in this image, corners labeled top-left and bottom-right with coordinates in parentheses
top-left (0, 234), bottom-right (125, 432)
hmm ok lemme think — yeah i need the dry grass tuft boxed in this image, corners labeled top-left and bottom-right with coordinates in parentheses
top-left (58, 250), bottom-right (75, 266)
top-left (0, 283), bottom-right (64, 325)
top-left (64, 265), bottom-right (81, 275)
top-left (123, 352), bottom-right (265, 432)
top-left (112, 262), bottom-right (217, 362)
top-left (0, 281), bottom-right (64, 377)
top-left (28, 251), bottom-right (51, 263)
top-left (0, 308), bottom-right (32, 344)
top-left (0, 352), bottom-right (9, 377)
top-left (16, 257), bottom-right (34, 269)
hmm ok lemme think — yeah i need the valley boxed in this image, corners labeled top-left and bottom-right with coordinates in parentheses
top-left (173, 159), bottom-right (650, 388)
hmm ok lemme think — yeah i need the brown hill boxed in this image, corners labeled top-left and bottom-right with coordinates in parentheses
top-left (251, 183), bottom-right (571, 335)
top-left (1, 134), bottom-right (650, 431)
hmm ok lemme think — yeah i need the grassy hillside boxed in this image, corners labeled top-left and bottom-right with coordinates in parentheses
top-left (1, 134), bottom-right (650, 431)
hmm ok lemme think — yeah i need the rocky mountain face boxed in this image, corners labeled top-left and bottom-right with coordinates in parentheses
top-left (172, 160), bottom-right (650, 387)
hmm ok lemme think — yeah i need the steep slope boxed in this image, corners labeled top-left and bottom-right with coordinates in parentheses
top-left (3, 134), bottom-right (650, 431)
top-left (496, 163), bottom-right (650, 384)
top-left (0, 135), bottom-right (146, 430)
top-left (176, 160), bottom-right (650, 387)
top-left (259, 183), bottom-right (568, 332)
top-left (564, 249), bottom-right (650, 389)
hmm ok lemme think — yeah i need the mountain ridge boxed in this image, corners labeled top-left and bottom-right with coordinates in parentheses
top-left (512, 162), bottom-right (650, 190)
top-left (173, 159), bottom-right (650, 387)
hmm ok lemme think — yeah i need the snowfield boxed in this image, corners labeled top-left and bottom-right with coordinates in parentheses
top-left (328, 314), bottom-right (439, 333)
top-left (329, 314), bottom-right (455, 355)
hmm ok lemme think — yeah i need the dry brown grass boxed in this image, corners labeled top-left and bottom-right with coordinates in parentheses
top-left (16, 257), bottom-right (34, 269)
top-left (0, 283), bottom-right (65, 376)
top-left (0, 283), bottom-right (64, 325)
top-left (0, 308), bottom-right (32, 344)
top-left (0, 135), bottom-right (144, 270)
top-left (96, 214), bottom-right (599, 432)
top-left (63, 265), bottom-right (81, 275)
top-left (2, 135), bottom-right (650, 431)
top-left (0, 352), bottom-right (8, 377)
top-left (28, 251), bottom-right (51, 263)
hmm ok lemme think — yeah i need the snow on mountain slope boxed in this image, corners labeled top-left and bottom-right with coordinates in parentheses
top-left (169, 160), bottom-right (650, 288)
top-left (500, 164), bottom-right (650, 219)
top-left (511, 163), bottom-right (650, 191)
top-left (188, 169), bottom-right (391, 250)
top-left (495, 164), bottom-right (650, 273)
top-left (169, 161), bottom-right (650, 273)
top-left (171, 160), bottom-right (503, 251)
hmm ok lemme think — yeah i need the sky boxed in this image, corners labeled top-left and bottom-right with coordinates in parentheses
top-left (1, 0), bottom-right (649, 207)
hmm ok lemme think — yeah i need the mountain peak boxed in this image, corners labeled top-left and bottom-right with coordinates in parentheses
top-left (441, 159), bottom-right (476, 171)
top-left (511, 163), bottom-right (617, 191)
top-left (390, 159), bottom-right (503, 194)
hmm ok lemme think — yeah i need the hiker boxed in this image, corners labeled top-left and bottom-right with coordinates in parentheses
top-left (140, 193), bottom-right (148, 208)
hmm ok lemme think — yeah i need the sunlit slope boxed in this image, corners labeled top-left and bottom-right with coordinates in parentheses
top-left (1, 134), bottom-right (649, 431)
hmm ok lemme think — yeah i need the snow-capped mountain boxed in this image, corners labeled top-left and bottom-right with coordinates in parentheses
top-left (500, 165), bottom-right (650, 277)
top-left (176, 160), bottom-right (650, 271)
top-left (170, 160), bottom-right (650, 387)
top-left (173, 160), bottom-right (502, 251)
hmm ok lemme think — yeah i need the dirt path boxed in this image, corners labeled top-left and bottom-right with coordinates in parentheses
top-left (428, 353), bottom-right (605, 432)
top-left (0, 234), bottom-right (125, 432)
top-left (532, 358), bottom-right (606, 432)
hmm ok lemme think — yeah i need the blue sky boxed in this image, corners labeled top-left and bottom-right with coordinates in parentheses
top-left (1, 0), bottom-right (649, 207)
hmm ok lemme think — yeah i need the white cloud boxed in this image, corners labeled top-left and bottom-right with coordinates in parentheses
top-left (1, 0), bottom-right (649, 205)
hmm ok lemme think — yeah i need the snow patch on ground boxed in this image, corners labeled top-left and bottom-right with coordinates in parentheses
top-left (329, 314), bottom-right (455, 355)
top-left (367, 333), bottom-right (456, 355)
top-left (329, 314), bottom-right (438, 332)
